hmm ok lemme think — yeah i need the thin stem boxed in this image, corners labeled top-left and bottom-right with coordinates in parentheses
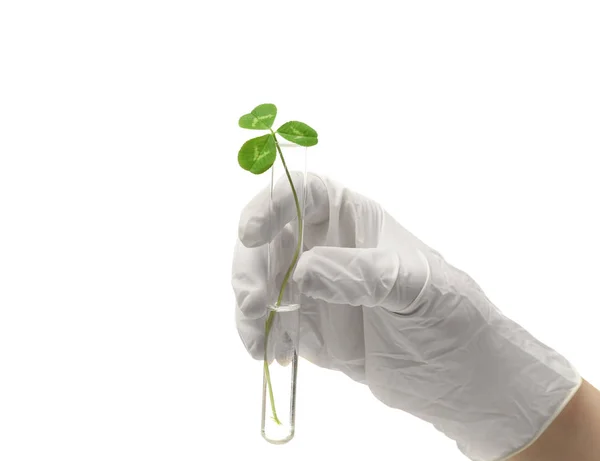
top-left (274, 136), bottom-right (303, 306)
top-left (263, 312), bottom-right (280, 424)
top-left (263, 131), bottom-right (304, 427)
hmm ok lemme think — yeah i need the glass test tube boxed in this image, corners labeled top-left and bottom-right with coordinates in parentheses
top-left (261, 142), bottom-right (307, 444)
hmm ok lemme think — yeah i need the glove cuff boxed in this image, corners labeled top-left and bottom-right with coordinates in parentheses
top-left (494, 373), bottom-right (583, 461)
top-left (450, 314), bottom-right (582, 461)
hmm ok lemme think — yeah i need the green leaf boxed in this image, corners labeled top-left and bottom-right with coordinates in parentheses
top-left (238, 134), bottom-right (276, 174)
top-left (276, 121), bottom-right (318, 147)
top-left (238, 103), bottom-right (277, 130)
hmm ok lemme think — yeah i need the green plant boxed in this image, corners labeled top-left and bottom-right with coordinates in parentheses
top-left (237, 103), bottom-right (318, 425)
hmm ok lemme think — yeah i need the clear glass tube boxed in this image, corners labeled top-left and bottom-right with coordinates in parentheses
top-left (261, 142), bottom-right (307, 444)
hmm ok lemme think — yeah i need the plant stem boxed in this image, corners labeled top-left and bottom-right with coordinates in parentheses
top-left (263, 312), bottom-right (279, 424)
top-left (263, 132), bottom-right (304, 426)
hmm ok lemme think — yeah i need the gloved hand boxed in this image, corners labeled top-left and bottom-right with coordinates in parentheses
top-left (231, 172), bottom-right (582, 461)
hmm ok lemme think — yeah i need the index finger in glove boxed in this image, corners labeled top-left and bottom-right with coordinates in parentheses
top-left (238, 172), bottom-right (329, 248)
top-left (293, 246), bottom-right (430, 314)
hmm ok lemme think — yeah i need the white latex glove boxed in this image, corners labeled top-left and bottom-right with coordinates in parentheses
top-left (232, 172), bottom-right (582, 461)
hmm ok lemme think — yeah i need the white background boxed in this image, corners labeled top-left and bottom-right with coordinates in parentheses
top-left (1, 1), bottom-right (599, 460)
